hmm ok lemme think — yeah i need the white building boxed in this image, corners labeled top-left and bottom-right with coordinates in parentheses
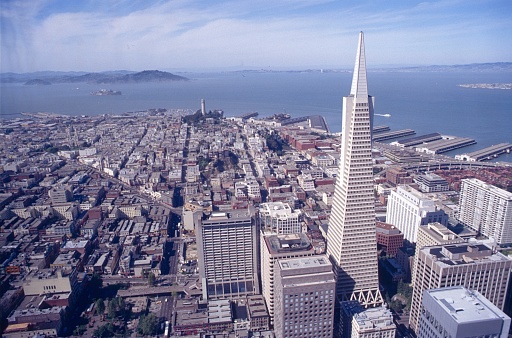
top-left (326, 32), bottom-right (382, 306)
top-left (386, 185), bottom-right (447, 243)
top-left (459, 178), bottom-right (512, 245)
top-left (351, 306), bottom-right (396, 338)
top-left (418, 286), bottom-right (510, 338)
top-left (259, 202), bottom-right (301, 234)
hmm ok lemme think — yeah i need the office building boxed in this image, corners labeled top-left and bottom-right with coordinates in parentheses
top-left (259, 201), bottom-right (302, 234)
top-left (386, 185), bottom-right (448, 243)
top-left (418, 286), bottom-right (511, 338)
top-left (260, 232), bottom-right (316, 324)
top-left (459, 178), bottom-right (512, 245)
top-left (375, 221), bottom-right (404, 257)
top-left (274, 256), bottom-right (335, 338)
top-left (350, 306), bottom-right (396, 338)
top-left (409, 242), bottom-right (512, 332)
top-left (411, 222), bottom-right (464, 286)
top-left (48, 185), bottom-right (72, 204)
top-left (196, 209), bottom-right (259, 299)
top-left (414, 172), bottom-right (449, 193)
top-left (326, 31), bottom-right (382, 306)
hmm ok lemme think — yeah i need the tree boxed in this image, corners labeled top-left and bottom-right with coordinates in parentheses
top-left (93, 323), bottom-right (114, 337)
top-left (137, 313), bottom-right (159, 336)
top-left (96, 298), bottom-right (105, 317)
top-left (148, 272), bottom-right (156, 287)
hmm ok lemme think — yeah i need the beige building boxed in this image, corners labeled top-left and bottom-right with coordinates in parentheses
top-left (351, 306), bottom-right (396, 338)
top-left (259, 202), bottom-right (301, 234)
top-left (260, 232), bottom-right (316, 324)
top-left (411, 222), bottom-right (464, 286)
top-left (410, 242), bottom-right (512, 332)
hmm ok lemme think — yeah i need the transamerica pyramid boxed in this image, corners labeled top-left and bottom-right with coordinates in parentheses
top-left (326, 32), bottom-right (383, 307)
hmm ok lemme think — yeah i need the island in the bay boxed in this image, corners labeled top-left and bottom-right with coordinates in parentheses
top-left (91, 89), bottom-right (122, 96)
top-left (458, 83), bottom-right (512, 89)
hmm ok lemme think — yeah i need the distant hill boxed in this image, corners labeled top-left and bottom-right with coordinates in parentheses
top-left (1, 70), bottom-right (188, 84)
top-left (24, 79), bottom-right (52, 85)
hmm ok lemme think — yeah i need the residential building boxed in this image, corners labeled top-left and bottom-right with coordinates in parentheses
top-left (326, 31), bottom-right (382, 306)
top-left (459, 178), bottom-right (512, 245)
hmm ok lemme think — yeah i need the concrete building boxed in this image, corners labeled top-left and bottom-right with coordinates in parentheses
top-left (260, 232), bottom-right (316, 324)
top-left (274, 256), bottom-right (335, 338)
top-left (418, 286), bottom-right (511, 338)
top-left (414, 172), bottom-right (449, 193)
top-left (326, 31), bottom-right (382, 306)
top-left (459, 178), bottom-right (512, 245)
top-left (350, 306), bottom-right (396, 338)
top-left (197, 209), bottom-right (259, 299)
top-left (386, 185), bottom-right (448, 243)
top-left (411, 222), bottom-right (464, 286)
top-left (48, 185), bottom-right (72, 204)
top-left (409, 242), bottom-right (512, 332)
top-left (259, 201), bottom-right (302, 234)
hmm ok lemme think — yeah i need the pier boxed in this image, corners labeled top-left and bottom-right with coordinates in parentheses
top-left (238, 112), bottom-right (259, 120)
top-left (373, 129), bottom-right (415, 142)
top-left (373, 125), bottom-right (390, 134)
top-left (391, 133), bottom-right (442, 147)
top-left (415, 137), bottom-right (476, 154)
top-left (455, 143), bottom-right (512, 161)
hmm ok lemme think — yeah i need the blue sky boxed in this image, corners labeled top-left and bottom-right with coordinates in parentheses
top-left (1, 0), bottom-right (511, 72)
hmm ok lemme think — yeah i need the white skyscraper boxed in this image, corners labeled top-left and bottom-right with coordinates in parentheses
top-left (326, 32), bottom-right (382, 306)
top-left (459, 178), bottom-right (512, 245)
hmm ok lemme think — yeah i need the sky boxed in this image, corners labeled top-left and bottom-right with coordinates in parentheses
top-left (1, 0), bottom-right (511, 73)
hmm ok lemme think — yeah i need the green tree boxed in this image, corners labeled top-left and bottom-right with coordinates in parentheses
top-left (93, 323), bottom-right (114, 337)
top-left (96, 298), bottom-right (105, 317)
top-left (137, 313), bottom-right (159, 336)
top-left (148, 272), bottom-right (156, 287)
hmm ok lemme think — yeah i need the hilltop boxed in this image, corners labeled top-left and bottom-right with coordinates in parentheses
top-left (1, 70), bottom-right (189, 84)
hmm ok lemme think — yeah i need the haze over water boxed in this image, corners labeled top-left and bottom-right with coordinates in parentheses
top-left (1, 71), bottom-right (511, 161)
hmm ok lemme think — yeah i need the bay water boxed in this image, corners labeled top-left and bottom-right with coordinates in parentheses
top-left (1, 71), bottom-right (511, 160)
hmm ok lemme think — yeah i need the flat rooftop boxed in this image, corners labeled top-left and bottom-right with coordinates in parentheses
top-left (425, 286), bottom-right (510, 324)
top-left (265, 233), bottom-right (312, 254)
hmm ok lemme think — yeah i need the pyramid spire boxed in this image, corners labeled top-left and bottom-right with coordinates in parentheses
top-left (349, 31), bottom-right (368, 99)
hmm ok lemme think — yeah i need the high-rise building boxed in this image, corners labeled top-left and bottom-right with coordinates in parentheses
top-left (196, 209), bottom-right (259, 299)
top-left (273, 255), bottom-right (335, 338)
top-left (260, 232), bottom-right (316, 324)
top-left (201, 98), bottom-right (206, 115)
top-left (386, 185), bottom-right (448, 243)
top-left (459, 178), bottom-right (512, 245)
top-left (418, 286), bottom-right (511, 338)
top-left (350, 306), bottom-right (396, 338)
top-left (326, 31), bottom-right (382, 306)
top-left (411, 222), bottom-right (464, 286)
top-left (409, 242), bottom-right (512, 332)
top-left (259, 201), bottom-right (302, 234)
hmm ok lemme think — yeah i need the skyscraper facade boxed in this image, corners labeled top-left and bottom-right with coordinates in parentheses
top-left (386, 185), bottom-right (448, 243)
top-left (273, 255), bottom-right (335, 338)
top-left (260, 232), bottom-right (316, 324)
top-left (196, 209), bottom-right (260, 299)
top-left (459, 178), bottom-right (512, 245)
top-left (326, 31), bottom-right (382, 306)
